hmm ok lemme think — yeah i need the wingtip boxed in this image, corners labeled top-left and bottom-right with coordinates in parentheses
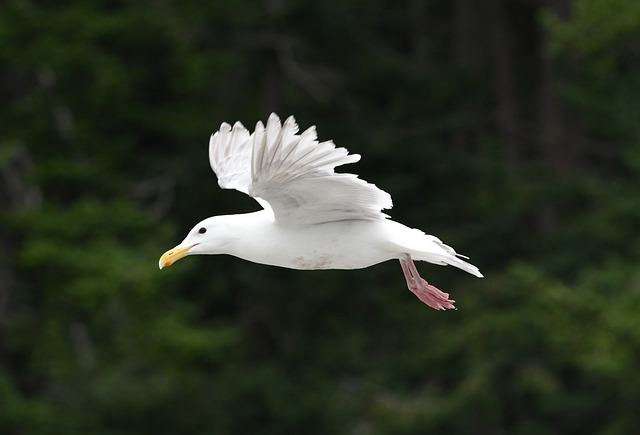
top-left (210, 122), bottom-right (230, 147)
top-left (267, 113), bottom-right (281, 125)
top-left (280, 115), bottom-right (299, 136)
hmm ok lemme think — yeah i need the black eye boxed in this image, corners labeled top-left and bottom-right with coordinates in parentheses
top-left (198, 227), bottom-right (207, 234)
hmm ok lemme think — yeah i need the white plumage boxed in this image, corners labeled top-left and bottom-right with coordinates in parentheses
top-left (159, 114), bottom-right (482, 310)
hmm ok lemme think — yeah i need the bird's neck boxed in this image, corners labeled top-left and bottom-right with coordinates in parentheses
top-left (214, 210), bottom-right (273, 255)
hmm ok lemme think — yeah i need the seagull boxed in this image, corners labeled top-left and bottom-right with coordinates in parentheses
top-left (159, 114), bottom-right (482, 310)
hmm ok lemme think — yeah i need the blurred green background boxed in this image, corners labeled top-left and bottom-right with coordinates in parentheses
top-left (2, 0), bottom-right (640, 433)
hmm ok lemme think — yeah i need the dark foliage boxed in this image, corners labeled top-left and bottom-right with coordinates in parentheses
top-left (1, 0), bottom-right (640, 433)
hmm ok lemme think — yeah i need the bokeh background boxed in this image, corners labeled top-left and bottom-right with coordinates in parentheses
top-left (2, 0), bottom-right (640, 433)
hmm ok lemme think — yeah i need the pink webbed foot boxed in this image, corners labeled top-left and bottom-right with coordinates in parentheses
top-left (399, 255), bottom-right (456, 310)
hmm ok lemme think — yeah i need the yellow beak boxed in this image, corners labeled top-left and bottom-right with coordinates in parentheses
top-left (158, 244), bottom-right (195, 269)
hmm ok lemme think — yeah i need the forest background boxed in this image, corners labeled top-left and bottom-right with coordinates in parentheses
top-left (1, 0), bottom-right (640, 433)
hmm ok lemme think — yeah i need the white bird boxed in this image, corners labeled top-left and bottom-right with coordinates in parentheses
top-left (159, 114), bottom-right (482, 310)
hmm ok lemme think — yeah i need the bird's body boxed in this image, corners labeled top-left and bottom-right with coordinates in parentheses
top-left (206, 211), bottom-right (390, 270)
top-left (159, 114), bottom-right (482, 310)
top-left (192, 211), bottom-right (478, 272)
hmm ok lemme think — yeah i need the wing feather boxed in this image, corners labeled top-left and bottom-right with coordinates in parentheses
top-left (249, 114), bottom-right (392, 224)
top-left (208, 113), bottom-right (392, 224)
top-left (208, 121), bottom-right (253, 195)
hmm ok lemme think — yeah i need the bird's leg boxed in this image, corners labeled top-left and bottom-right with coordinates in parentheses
top-left (399, 254), bottom-right (456, 310)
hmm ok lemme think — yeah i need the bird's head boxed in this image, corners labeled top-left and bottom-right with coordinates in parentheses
top-left (158, 216), bottom-right (230, 269)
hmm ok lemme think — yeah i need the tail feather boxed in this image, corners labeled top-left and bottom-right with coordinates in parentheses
top-left (385, 221), bottom-right (483, 278)
top-left (405, 231), bottom-right (483, 277)
top-left (438, 253), bottom-right (484, 277)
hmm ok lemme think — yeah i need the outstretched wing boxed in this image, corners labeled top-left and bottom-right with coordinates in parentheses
top-left (209, 113), bottom-right (393, 225)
